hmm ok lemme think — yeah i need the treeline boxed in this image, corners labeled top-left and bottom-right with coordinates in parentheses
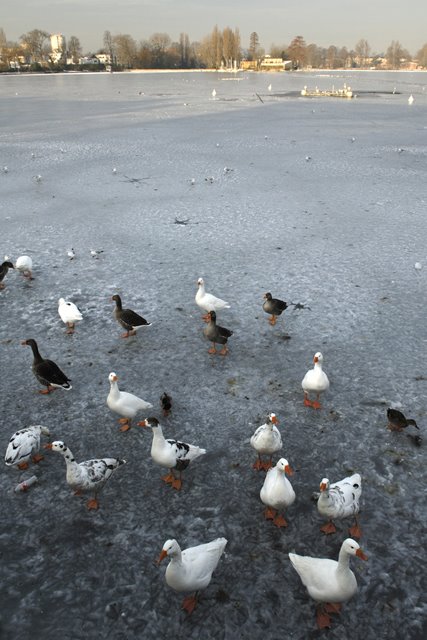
top-left (1, 26), bottom-right (427, 71)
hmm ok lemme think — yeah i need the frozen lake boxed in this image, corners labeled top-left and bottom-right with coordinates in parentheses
top-left (0, 70), bottom-right (426, 639)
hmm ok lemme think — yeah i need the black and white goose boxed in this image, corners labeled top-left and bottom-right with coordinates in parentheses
top-left (203, 310), bottom-right (233, 355)
top-left (262, 292), bottom-right (288, 325)
top-left (317, 474), bottom-right (362, 538)
top-left (5, 425), bottom-right (50, 470)
top-left (0, 260), bottom-right (14, 289)
top-left (45, 440), bottom-right (126, 510)
top-left (22, 339), bottom-right (72, 393)
top-left (138, 417), bottom-right (206, 490)
top-left (112, 294), bottom-right (151, 338)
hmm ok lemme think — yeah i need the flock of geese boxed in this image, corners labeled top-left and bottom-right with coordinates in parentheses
top-left (1, 256), bottom-right (420, 628)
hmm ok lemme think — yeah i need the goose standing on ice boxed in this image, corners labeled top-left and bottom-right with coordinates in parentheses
top-left (58, 298), bottom-right (83, 334)
top-left (195, 277), bottom-right (230, 321)
top-left (138, 417), bottom-right (206, 490)
top-left (262, 292), bottom-right (288, 326)
top-left (250, 412), bottom-right (282, 470)
top-left (317, 474), bottom-right (362, 538)
top-left (22, 338), bottom-right (72, 393)
top-left (260, 458), bottom-right (295, 527)
top-left (203, 310), bottom-right (233, 355)
top-left (158, 537), bottom-right (227, 613)
top-left (289, 538), bottom-right (368, 629)
top-left (107, 372), bottom-right (153, 431)
top-left (302, 352), bottom-right (329, 408)
top-left (112, 294), bottom-right (151, 338)
top-left (45, 440), bottom-right (126, 510)
top-left (5, 425), bottom-right (50, 470)
top-left (15, 255), bottom-right (33, 279)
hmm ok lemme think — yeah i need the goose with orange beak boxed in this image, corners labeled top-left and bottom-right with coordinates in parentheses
top-left (260, 457), bottom-right (295, 527)
top-left (107, 372), bottom-right (153, 431)
top-left (289, 538), bottom-right (368, 629)
top-left (302, 351), bottom-right (329, 409)
top-left (250, 412), bottom-right (282, 471)
top-left (158, 537), bottom-right (227, 614)
top-left (317, 474), bottom-right (362, 538)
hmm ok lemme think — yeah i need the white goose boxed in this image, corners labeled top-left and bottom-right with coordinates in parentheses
top-left (5, 425), bottom-right (50, 470)
top-left (158, 537), bottom-right (227, 614)
top-left (289, 538), bottom-right (367, 629)
top-left (302, 351), bottom-right (330, 408)
top-left (260, 458), bottom-right (295, 527)
top-left (250, 413), bottom-right (282, 470)
top-left (195, 277), bottom-right (230, 321)
top-left (46, 440), bottom-right (126, 510)
top-left (15, 255), bottom-right (33, 279)
top-left (317, 474), bottom-right (362, 538)
top-left (58, 298), bottom-right (83, 334)
top-left (138, 417), bottom-right (206, 490)
top-left (107, 372), bottom-right (153, 431)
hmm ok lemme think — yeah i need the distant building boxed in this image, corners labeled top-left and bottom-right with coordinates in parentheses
top-left (50, 33), bottom-right (66, 64)
top-left (95, 53), bottom-right (112, 65)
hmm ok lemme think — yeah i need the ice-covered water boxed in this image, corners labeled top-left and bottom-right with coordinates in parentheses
top-left (0, 70), bottom-right (426, 639)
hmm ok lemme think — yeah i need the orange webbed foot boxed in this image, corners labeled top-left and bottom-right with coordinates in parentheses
top-left (31, 453), bottom-right (44, 464)
top-left (304, 397), bottom-right (313, 407)
top-left (252, 459), bottom-right (264, 471)
top-left (264, 507), bottom-right (276, 520)
top-left (348, 524), bottom-right (362, 539)
top-left (273, 515), bottom-right (288, 528)
top-left (208, 347), bottom-right (217, 354)
top-left (262, 460), bottom-right (273, 471)
top-left (172, 477), bottom-right (182, 490)
top-left (119, 424), bottom-right (131, 432)
top-left (182, 595), bottom-right (198, 614)
top-left (86, 498), bottom-right (99, 510)
top-left (18, 461), bottom-right (30, 470)
top-left (325, 602), bottom-right (341, 615)
top-left (312, 400), bottom-right (322, 409)
top-left (219, 347), bottom-right (228, 356)
top-left (162, 474), bottom-right (174, 485)
top-left (316, 609), bottom-right (332, 629)
top-left (320, 521), bottom-right (337, 535)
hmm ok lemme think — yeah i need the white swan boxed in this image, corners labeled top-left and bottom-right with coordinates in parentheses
top-left (158, 537), bottom-right (227, 613)
top-left (46, 440), bottom-right (126, 510)
top-left (58, 298), bottom-right (83, 334)
top-left (289, 538), bottom-right (367, 629)
top-left (5, 425), bottom-right (50, 469)
top-left (195, 277), bottom-right (230, 321)
top-left (302, 352), bottom-right (329, 408)
top-left (138, 417), bottom-right (206, 490)
top-left (260, 458), bottom-right (295, 527)
top-left (15, 255), bottom-right (33, 279)
top-left (317, 474), bottom-right (362, 538)
top-left (107, 372), bottom-right (153, 431)
top-left (250, 413), bottom-right (282, 470)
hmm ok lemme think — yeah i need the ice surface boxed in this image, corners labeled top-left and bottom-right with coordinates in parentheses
top-left (0, 70), bottom-right (426, 639)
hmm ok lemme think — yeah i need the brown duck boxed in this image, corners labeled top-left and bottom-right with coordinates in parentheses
top-left (387, 408), bottom-right (419, 432)
top-left (112, 294), bottom-right (151, 338)
top-left (22, 338), bottom-right (72, 393)
top-left (203, 310), bottom-right (233, 355)
top-left (263, 292), bottom-right (288, 325)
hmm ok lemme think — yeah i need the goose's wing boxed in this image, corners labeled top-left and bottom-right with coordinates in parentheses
top-left (5, 428), bottom-right (38, 465)
top-left (36, 359), bottom-right (71, 385)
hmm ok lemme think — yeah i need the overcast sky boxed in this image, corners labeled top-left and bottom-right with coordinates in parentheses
top-left (1, 0), bottom-right (425, 55)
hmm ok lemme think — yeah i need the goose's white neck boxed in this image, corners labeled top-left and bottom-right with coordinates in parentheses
top-left (109, 381), bottom-right (120, 398)
top-left (151, 425), bottom-right (165, 443)
top-left (337, 548), bottom-right (352, 572)
top-left (58, 445), bottom-right (79, 469)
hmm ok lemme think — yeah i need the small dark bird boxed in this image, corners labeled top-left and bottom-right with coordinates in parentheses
top-left (263, 292), bottom-right (288, 326)
top-left (22, 338), bottom-right (72, 393)
top-left (387, 408), bottom-right (419, 432)
top-left (112, 294), bottom-right (151, 338)
top-left (161, 392), bottom-right (172, 417)
top-left (203, 310), bottom-right (233, 356)
top-left (0, 261), bottom-right (14, 289)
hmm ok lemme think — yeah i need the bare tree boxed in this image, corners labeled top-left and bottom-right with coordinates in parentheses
top-left (149, 33), bottom-right (171, 67)
top-left (113, 34), bottom-right (137, 68)
top-left (68, 36), bottom-right (82, 64)
top-left (386, 40), bottom-right (410, 68)
top-left (355, 39), bottom-right (371, 67)
top-left (103, 30), bottom-right (116, 65)
top-left (20, 29), bottom-right (50, 63)
top-left (179, 32), bottom-right (190, 67)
